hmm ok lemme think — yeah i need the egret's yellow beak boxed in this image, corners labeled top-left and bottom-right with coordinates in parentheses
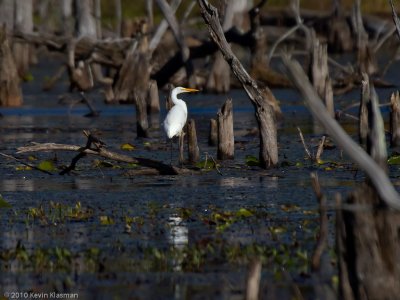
top-left (183, 88), bottom-right (199, 92)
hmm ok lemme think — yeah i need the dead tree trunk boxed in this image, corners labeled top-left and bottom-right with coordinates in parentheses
top-left (390, 91), bottom-right (400, 147)
top-left (352, 0), bottom-right (377, 75)
top-left (283, 54), bottom-right (400, 300)
top-left (359, 73), bottom-right (369, 147)
top-left (13, 0), bottom-right (33, 79)
top-left (327, 0), bottom-right (353, 52)
top-left (209, 118), bottom-right (218, 146)
top-left (187, 119), bottom-right (200, 163)
top-left (0, 0), bottom-right (14, 31)
top-left (198, 0), bottom-right (278, 168)
top-left (147, 80), bottom-right (160, 114)
top-left (62, 0), bottom-right (74, 37)
top-left (310, 31), bottom-right (334, 132)
top-left (75, 0), bottom-right (97, 39)
top-left (155, 0), bottom-right (195, 87)
top-left (114, 27), bottom-right (150, 137)
top-left (205, 1), bottom-right (235, 93)
top-left (0, 26), bottom-right (22, 107)
top-left (217, 99), bottom-right (234, 160)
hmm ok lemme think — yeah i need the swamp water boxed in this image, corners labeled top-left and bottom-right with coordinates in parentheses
top-left (0, 59), bottom-right (399, 299)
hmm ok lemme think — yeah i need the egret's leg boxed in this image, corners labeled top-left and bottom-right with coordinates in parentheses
top-left (170, 138), bottom-right (173, 165)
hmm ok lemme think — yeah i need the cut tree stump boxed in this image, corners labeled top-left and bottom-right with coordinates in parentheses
top-left (187, 119), bottom-right (200, 163)
top-left (217, 99), bottom-right (234, 160)
top-left (0, 26), bottom-right (22, 107)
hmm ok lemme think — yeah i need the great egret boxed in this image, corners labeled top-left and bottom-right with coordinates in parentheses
top-left (163, 86), bottom-right (199, 162)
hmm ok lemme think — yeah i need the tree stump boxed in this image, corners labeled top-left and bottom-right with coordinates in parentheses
top-left (328, 0), bottom-right (353, 52)
top-left (147, 80), bottom-right (160, 114)
top-left (352, 0), bottom-right (377, 75)
top-left (217, 99), bottom-right (234, 160)
top-left (359, 74), bottom-right (370, 147)
top-left (208, 118), bottom-right (218, 146)
top-left (187, 119), bottom-right (200, 163)
top-left (337, 184), bottom-right (400, 300)
top-left (310, 31), bottom-right (334, 132)
top-left (0, 26), bottom-right (22, 107)
top-left (390, 91), bottom-right (400, 147)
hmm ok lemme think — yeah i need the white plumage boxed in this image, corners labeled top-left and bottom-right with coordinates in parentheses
top-left (163, 86), bottom-right (199, 139)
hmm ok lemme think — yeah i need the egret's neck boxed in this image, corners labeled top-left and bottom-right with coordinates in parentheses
top-left (171, 90), bottom-right (186, 107)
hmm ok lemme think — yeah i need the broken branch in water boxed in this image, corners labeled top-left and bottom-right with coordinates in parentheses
top-left (16, 131), bottom-right (181, 175)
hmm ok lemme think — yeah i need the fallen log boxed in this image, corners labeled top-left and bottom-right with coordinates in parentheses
top-left (16, 132), bottom-right (181, 175)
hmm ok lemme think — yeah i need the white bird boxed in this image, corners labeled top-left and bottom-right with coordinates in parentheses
top-left (163, 86), bottom-right (199, 162)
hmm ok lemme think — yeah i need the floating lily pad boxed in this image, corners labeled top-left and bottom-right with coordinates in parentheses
top-left (388, 155), bottom-right (400, 165)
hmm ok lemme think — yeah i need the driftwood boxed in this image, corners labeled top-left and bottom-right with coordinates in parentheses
top-left (282, 54), bottom-right (400, 210)
top-left (390, 91), bottom-right (400, 147)
top-left (187, 119), bottom-right (200, 163)
top-left (246, 258), bottom-right (262, 300)
top-left (0, 26), bottom-right (22, 107)
top-left (217, 99), bottom-right (234, 160)
top-left (16, 133), bottom-right (180, 175)
top-left (198, 0), bottom-right (278, 168)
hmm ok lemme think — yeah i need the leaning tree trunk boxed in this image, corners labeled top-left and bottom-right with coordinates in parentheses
top-left (205, 0), bottom-right (236, 93)
top-left (198, 0), bottom-right (278, 168)
top-left (0, 26), bottom-right (22, 107)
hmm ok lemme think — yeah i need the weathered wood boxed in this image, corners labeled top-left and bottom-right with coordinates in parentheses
top-left (205, 1), bottom-right (235, 93)
top-left (208, 118), bottom-right (218, 146)
top-left (327, 0), bottom-right (353, 52)
top-left (0, 0), bottom-right (14, 31)
top-left (390, 91), bottom-right (400, 147)
top-left (13, 0), bottom-right (33, 78)
top-left (338, 184), bottom-right (400, 300)
top-left (187, 119), bottom-right (200, 163)
top-left (310, 31), bottom-right (334, 118)
top-left (282, 54), bottom-right (400, 210)
top-left (359, 73), bottom-right (369, 147)
top-left (75, 0), bottom-right (97, 38)
top-left (246, 258), bottom-right (262, 300)
top-left (352, 0), bottom-right (377, 75)
top-left (217, 99), bottom-right (234, 160)
top-left (179, 131), bottom-right (185, 165)
top-left (16, 141), bottom-right (180, 175)
top-left (367, 84), bottom-right (387, 171)
top-left (147, 80), bottom-right (160, 114)
top-left (155, 0), bottom-right (195, 87)
top-left (198, 0), bottom-right (278, 168)
top-left (0, 26), bottom-right (22, 107)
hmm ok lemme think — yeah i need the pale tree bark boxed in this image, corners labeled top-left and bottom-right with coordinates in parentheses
top-left (0, 26), bottom-right (22, 107)
top-left (0, 0), bottom-right (15, 31)
top-left (62, 0), bottom-right (74, 37)
top-left (75, 0), bottom-right (97, 39)
top-left (198, 0), bottom-right (278, 168)
top-left (115, 0), bottom-right (122, 37)
top-left (14, 0), bottom-right (33, 78)
top-left (217, 99), bottom-right (234, 160)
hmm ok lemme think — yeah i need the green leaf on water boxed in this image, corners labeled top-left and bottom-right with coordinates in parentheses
top-left (37, 160), bottom-right (56, 172)
top-left (195, 160), bottom-right (215, 170)
top-left (0, 195), bottom-right (11, 208)
top-left (120, 143), bottom-right (136, 151)
top-left (236, 208), bottom-right (253, 218)
top-left (245, 155), bottom-right (259, 166)
top-left (388, 155), bottom-right (400, 165)
top-left (23, 73), bottom-right (34, 82)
